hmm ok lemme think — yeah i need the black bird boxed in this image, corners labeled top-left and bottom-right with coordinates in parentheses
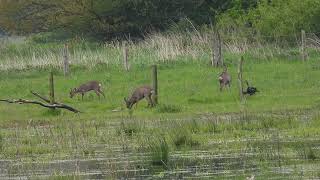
top-left (243, 80), bottom-right (259, 96)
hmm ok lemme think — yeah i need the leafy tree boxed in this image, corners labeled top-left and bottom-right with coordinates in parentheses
top-left (0, 0), bottom-right (234, 39)
top-left (218, 0), bottom-right (320, 38)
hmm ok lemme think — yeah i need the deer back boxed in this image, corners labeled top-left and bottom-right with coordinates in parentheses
top-left (130, 86), bottom-right (153, 101)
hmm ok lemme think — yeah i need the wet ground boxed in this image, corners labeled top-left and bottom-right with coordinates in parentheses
top-left (1, 111), bottom-right (320, 179)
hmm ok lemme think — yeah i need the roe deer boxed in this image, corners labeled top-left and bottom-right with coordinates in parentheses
top-left (124, 85), bottom-right (154, 109)
top-left (70, 81), bottom-right (105, 100)
top-left (218, 66), bottom-right (231, 91)
top-left (243, 80), bottom-right (259, 96)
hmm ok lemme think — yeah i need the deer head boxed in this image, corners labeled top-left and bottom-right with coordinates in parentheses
top-left (124, 97), bottom-right (134, 109)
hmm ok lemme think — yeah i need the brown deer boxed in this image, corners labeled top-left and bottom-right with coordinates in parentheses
top-left (218, 66), bottom-right (231, 91)
top-left (124, 85), bottom-right (154, 109)
top-left (70, 81), bottom-right (105, 100)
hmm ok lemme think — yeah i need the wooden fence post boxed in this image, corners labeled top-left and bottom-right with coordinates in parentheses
top-left (63, 43), bottom-right (69, 76)
top-left (152, 65), bottom-right (158, 105)
top-left (123, 42), bottom-right (129, 71)
top-left (301, 30), bottom-right (307, 61)
top-left (49, 72), bottom-right (55, 105)
top-left (212, 30), bottom-right (223, 67)
top-left (238, 56), bottom-right (244, 103)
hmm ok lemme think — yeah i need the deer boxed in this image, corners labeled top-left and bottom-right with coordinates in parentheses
top-left (124, 85), bottom-right (154, 109)
top-left (218, 65), bottom-right (231, 91)
top-left (243, 80), bottom-right (259, 96)
top-left (70, 81), bottom-right (105, 100)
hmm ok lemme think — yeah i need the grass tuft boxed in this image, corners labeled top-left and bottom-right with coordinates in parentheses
top-left (117, 120), bottom-right (141, 137)
top-left (155, 104), bottom-right (182, 113)
top-left (149, 137), bottom-right (169, 167)
top-left (170, 126), bottom-right (200, 148)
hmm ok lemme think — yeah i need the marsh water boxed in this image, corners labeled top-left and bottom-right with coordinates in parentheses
top-left (1, 111), bottom-right (320, 179)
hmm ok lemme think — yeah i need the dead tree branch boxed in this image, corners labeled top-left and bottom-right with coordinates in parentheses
top-left (0, 91), bottom-right (81, 113)
top-left (31, 91), bottom-right (51, 103)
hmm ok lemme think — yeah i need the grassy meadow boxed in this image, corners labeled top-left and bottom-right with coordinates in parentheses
top-left (0, 34), bottom-right (320, 179)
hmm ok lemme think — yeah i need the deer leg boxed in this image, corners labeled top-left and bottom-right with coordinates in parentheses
top-left (149, 94), bottom-right (154, 107)
top-left (146, 95), bottom-right (153, 107)
top-left (220, 83), bottom-right (223, 91)
top-left (81, 93), bottom-right (84, 100)
top-left (98, 89), bottom-right (105, 98)
top-left (94, 90), bottom-right (100, 99)
top-left (133, 102), bottom-right (138, 109)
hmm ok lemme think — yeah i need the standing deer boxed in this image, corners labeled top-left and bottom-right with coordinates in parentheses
top-left (218, 66), bottom-right (231, 91)
top-left (124, 85), bottom-right (154, 109)
top-left (70, 81), bottom-right (105, 100)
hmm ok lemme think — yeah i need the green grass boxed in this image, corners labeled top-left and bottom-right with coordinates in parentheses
top-left (0, 58), bottom-right (319, 122)
top-left (1, 35), bottom-right (320, 178)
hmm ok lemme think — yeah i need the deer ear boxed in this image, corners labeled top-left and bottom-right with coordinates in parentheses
top-left (124, 97), bottom-right (127, 103)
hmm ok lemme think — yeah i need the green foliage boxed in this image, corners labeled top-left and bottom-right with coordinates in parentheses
top-left (218, 0), bottom-right (320, 38)
top-left (2, 0), bottom-right (320, 41)
top-left (0, 0), bottom-right (232, 39)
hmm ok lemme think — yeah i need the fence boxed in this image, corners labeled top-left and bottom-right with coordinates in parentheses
top-left (0, 30), bottom-right (319, 71)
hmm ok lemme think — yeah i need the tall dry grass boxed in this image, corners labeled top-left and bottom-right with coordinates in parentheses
top-left (0, 31), bottom-right (316, 71)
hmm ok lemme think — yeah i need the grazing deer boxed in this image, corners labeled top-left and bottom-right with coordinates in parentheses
top-left (243, 80), bottom-right (259, 96)
top-left (70, 81), bottom-right (105, 100)
top-left (124, 85), bottom-right (154, 109)
top-left (218, 66), bottom-right (231, 91)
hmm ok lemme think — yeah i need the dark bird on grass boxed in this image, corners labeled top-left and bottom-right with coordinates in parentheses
top-left (243, 80), bottom-right (259, 96)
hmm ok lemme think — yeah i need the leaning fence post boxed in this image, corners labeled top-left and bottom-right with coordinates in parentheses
top-left (63, 43), bottom-right (69, 76)
top-left (152, 65), bottom-right (158, 105)
top-left (301, 30), bottom-right (307, 61)
top-left (238, 56), bottom-right (244, 103)
top-left (212, 29), bottom-right (223, 67)
top-left (49, 72), bottom-right (55, 105)
top-left (123, 42), bottom-right (129, 71)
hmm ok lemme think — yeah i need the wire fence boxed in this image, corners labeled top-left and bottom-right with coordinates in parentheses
top-left (0, 30), bottom-right (319, 71)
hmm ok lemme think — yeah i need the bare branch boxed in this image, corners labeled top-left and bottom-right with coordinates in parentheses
top-left (31, 91), bottom-right (51, 103)
top-left (0, 98), bottom-right (81, 113)
top-left (0, 91), bottom-right (81, 113)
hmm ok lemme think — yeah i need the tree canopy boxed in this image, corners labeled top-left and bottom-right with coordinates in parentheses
top-left (0, 0), bottom-right (319, 40)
